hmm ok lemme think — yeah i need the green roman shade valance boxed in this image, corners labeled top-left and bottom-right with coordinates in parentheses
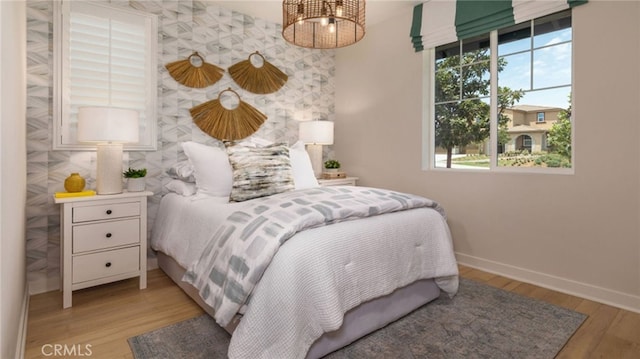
top-left (411, 0), bottom-right (588, 52)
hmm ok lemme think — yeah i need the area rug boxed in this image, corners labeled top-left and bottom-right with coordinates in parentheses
top-left (128, 278), bottom-right (586, 359)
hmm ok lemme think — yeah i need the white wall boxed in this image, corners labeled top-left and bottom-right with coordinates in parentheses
top-left (336, 1), bottom-right (640, 312)
top-left (1, 0), bottom-right (28, 358)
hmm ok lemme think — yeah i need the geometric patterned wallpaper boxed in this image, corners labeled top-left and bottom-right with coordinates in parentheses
top-left (25, 0), bottom-right (335, 293)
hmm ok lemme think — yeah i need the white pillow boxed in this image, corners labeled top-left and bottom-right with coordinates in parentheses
top-left (181, 141), bottom-right (233, 198)
top-left (165, 179), bottom-right (196, 196)
top-left (166, 160), bottom-right (195, 182)
top-left (290, 140), bottom-right (319, 189)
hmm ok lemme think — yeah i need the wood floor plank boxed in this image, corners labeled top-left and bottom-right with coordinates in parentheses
top-left (589, 333), bottom-right (640, 359)
top-left (25, 270), bottom-right (204, 359)
top-left (460, 267), bottom-right (496, 282)
top-left (555, 302), bottom-right (621, 358)
top-left (607, 310), bottom-right (640, 344)
top-left (24, 267), bottom-right (640, 359)
top-left (541, 288), bottom-right (584, 311)
top-left (484, 274), bottom-right (515, 289)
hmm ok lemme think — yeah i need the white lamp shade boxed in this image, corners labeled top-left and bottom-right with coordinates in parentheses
top-left (77, 106), bottom-right (139, 143)
top-left (299, 121), bottom-right (334, 145)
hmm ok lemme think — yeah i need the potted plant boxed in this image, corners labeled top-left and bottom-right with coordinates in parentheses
top-left (323, 159), bottom-right (341, 172)
top-left (123, 167), bottom-right (147, 192)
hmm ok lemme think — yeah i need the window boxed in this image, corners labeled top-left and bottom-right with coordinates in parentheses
top-left (429, 10), bottom-right (573, 171)
top-left (516, 135), bottom-right (533, 151)
top-left (53, 1), bottom-right (158, 150)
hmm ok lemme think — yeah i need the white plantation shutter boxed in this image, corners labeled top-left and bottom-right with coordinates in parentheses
top-left (55, 1), bottom-right (157, 150)
top-left (69, 13), bottom-right (146, 109)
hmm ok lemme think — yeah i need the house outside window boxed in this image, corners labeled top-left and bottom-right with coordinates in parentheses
top-left (430, 10), bottom-right (573, 171)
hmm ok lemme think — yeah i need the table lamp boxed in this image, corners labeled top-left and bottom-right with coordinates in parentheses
top-left (77, 107), bottom-right (139, 194)
top-left (299, 120), bottom-right (334, 178)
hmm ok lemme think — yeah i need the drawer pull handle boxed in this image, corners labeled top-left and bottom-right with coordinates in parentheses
top-left (106, 209), bottom-right (112, 215)
top-left (105, 233), bottom-right (112, 238)
top-left (105, 262), bottom-right (112, 268)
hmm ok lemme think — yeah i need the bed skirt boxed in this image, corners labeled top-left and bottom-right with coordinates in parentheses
top-left (157, 251), bottom-right (441, 358)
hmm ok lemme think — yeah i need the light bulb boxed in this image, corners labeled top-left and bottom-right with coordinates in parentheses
top-left (296, 3), bottom-right (304, 25)
top-left (320, 1), bottom-right (328, 26)
top-left (328, 18), bottom-right (335, 33)
top-left (336, 1), bottom-right (343, 17)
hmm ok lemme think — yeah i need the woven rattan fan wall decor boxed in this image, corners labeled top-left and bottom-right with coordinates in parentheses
top-left (189, 88), bottom-right (267, 141)
top-left (165, 52), bottom-right (224, 88)
top-left (228, 51), bottom-right (288, 94)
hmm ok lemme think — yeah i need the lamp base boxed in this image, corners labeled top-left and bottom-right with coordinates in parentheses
top-left (306, 144), bottom-right (323, 178)
top-left (96, 143), bottom-right (124, 195)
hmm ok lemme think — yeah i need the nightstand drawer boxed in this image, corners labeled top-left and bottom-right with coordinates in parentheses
top-left (72, 218), bottom-right (140, 253)
top-left (318, 177), bottom-right (358, 187)
top-left (72, 247), bottom-right (139, 283)
top-left (73, 202), bottom-right (140, 223)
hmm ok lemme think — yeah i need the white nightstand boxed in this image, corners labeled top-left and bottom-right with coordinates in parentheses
top-left (55, 191), bottom-right (153, 308)
top-left (317, 177), bottom-right (359, 187)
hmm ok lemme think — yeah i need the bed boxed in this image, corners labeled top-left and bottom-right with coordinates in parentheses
top-left (150, 140), bottom-right (459, 358)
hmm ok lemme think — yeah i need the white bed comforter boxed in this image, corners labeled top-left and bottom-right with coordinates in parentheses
top-left (151, 189), bottom-right (459, 359)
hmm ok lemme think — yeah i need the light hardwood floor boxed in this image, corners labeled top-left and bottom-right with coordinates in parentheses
top-left (25, 266), bottom-right (640, 358)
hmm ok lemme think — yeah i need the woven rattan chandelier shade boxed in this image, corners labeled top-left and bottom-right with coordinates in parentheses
top-left (282, 0), bottom-right (365, 49)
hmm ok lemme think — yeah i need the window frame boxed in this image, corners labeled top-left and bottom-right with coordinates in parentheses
top-left (537, 112), bottom-right (546, 123)
top-left (53, 0), bottom-right (158, 151)
top-left (422, 13), bottom-right (574, 175)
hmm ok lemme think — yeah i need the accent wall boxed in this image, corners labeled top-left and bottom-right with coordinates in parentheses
top-left (25, 0), bottom-right (336, 294)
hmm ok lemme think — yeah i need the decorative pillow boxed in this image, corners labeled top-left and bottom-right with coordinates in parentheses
top-left (181, 141), bottom-right (233, 198)
top-left (289, 140), bottom-right (319, 189)
top-left (166, 160), bottom-right (195, 182)
top-left (226, 143), bottom-right (294, 202)
top-left (237, 136), bottom-right (273, 148)
top-left (226, 139), bottom-right (317, 190)
top-left (165, 179), bottom-right (197, 196)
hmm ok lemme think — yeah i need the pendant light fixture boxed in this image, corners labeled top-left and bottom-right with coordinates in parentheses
top-left (282, 0), bottom-right (366, 49)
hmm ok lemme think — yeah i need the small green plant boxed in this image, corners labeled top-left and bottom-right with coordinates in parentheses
top-left (123, 167), bottom-right (147, 178)
top-left (324, 159), bottom-right (341, 169)
top-left (534, 154), bottom-right (571, 168)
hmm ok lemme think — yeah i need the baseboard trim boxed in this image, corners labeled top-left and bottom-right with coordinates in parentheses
top-left (456, 252), bottom-right (640, 314)
top-left (15, 284), bottom-right (29, 359)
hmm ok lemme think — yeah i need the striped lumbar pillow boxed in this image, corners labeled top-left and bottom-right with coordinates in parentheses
top-left (226, 143), bottom-right (294, 202)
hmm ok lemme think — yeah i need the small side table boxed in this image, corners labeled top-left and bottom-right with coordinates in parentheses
top-left (317, 177), bottom-right (359, 187)
top-left (54, 190), bottom-right (153, 308)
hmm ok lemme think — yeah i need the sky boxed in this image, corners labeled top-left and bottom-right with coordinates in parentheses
top-left (497, 26), bottom-right (572, 109)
